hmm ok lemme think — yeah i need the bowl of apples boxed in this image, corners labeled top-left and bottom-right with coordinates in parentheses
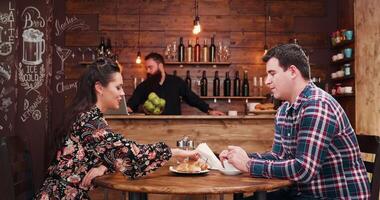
top-left (143, 92), bottom-right (166, 115)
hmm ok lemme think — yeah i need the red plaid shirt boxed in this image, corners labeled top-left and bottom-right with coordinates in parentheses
top-left (249, 82), bottom-right (370, 199)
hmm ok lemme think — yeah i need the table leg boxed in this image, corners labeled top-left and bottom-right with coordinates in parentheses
top-left (121, 192), bottom-right (126, 200)
top-left (104, 189), bottom-right (109, 200)
top-left (253, 191), bottom-right (267, 200)
top-left (233, 193), bottom-right (244, 200)
top-left (128, 192), bottom-right (148, 200)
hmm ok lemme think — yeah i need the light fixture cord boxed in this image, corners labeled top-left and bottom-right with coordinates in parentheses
top-left (138, 0), bottom-right (141, 52)
top-left (264, 0), bottom-right (267, 47)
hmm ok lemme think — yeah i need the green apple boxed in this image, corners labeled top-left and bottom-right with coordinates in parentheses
top-left (153, 107), bottom-right (161, 115)
top-left (158, 98), bottom-right (166, 108)
top-left (148, 92), bottom-right (158, 101)
top-left (151, 97), bottom-right (160, 106)
top-left (143, 100), bottom-right (155, 112)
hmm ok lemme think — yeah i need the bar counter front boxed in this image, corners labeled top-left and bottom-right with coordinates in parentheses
top-left (105, 114), bottom-right (275, 153)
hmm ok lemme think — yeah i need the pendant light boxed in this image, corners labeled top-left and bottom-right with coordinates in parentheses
top-left (192, 0), bottom-right (201, 35)
top-left (263, 0), bottom-right (269, 55)
top-left (136, 0), bottom-right (142, 64)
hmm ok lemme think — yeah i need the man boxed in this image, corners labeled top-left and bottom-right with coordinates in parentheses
top-left (127, 52), bottom-right (224, 115)
top-left (220, 44), bottom-right (370, 199)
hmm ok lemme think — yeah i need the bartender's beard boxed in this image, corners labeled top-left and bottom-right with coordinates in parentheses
top-left (147, 71), bottom-right (162, 83)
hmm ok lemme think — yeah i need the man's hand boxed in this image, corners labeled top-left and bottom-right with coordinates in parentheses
top-left (208, 110), bottom-right (225, 116)
top-left (226, 146), bottom-right (250, 173)
top-left (127, 106), bottom-right (133, 113)
top-left (80, 165), bottom-right (108, 188)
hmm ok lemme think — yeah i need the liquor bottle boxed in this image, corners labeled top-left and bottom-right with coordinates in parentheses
top-left (194, 37), bottom-right (201, 62)
top-left (185, 70), bottom-right (192, 90)
top-left (253, 76), bottom-right (258, 96)
top-left (173, 70), bottom-right (177, 77)
top-left (186, 40), bottom-right (193, 62)
top-left (233, 71), bottom-right (241, 96)
top-left (200, 71), bottom-right (208, 96)
top-left (105, 38), bottom-right (113, 58)
top-left (224, 72), bottom-right (231, 96)
top-left (98, 37), bottom-right (106, 57)
top-left (202, 39), bottom-right (208, 62)
top-left (242, 70), bottom-right (249, 96)
top-left (209, 36), bottom-right (216, 62)
top-left (213, 71), bottom-right (220, 96)
top-left (178, 37), bottom-right (185, 62)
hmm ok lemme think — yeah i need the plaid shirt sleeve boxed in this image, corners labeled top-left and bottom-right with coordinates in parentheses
top-left (249, 100), bottom-right (338, 183)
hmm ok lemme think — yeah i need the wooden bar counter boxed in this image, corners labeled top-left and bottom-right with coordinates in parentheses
top-left (105, 114), bottom-right (276, 154)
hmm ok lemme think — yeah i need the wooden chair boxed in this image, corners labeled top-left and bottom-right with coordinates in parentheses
top-left (0, 136), bottom-right (34, 200)
top-left (357, 134), bottom-right (380, 200)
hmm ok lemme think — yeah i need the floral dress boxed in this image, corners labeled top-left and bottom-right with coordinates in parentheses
top-left (34, 106), bottom-right (172, 200)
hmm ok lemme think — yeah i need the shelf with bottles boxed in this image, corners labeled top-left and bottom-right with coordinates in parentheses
top-left (331, 57), bottom-right (354, 65)
top-left (165, 61), bottom-right (231, 67)
top-left (78, 37), bottom-right (117, 66)
top-left (165, 35), bottom-right (230, 68)
top-left (199, 96), bottom-right (266, 103)
top-left (331, 39), bottom-right (354, 49)
top-left (330, 74), bottom-right (354, 82)
top-left (332, 93), bottom-right (355, 98)
top-left (330, 29), bottom-right (354, 49)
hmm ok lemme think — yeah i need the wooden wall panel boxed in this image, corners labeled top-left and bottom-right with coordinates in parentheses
top-left (355, 0), bottom-right (380, 136)
top-left (64, 0), bottom-right (334, 113)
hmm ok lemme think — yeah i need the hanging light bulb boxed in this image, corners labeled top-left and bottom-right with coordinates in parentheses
top-left (263, 44), bottom-right (268, 56)
top-left (192, 0), bottom-right (201, 35)
top-left (136, 51), bottom-right (142, 64)
top-left (193, 16), bottom-right (201, 35)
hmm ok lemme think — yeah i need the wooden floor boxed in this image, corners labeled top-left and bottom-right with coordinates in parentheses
top-left (89, 188), bottom-right (238, 200)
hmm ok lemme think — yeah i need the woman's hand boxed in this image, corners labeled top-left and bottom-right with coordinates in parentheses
top-left (219, 149), bottom-right (229, 166)
top-left (171, 148), bottom-right (200, 162)
top-left (80, 165), bottom-right (108, 188)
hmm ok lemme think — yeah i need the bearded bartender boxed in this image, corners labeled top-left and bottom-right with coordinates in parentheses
top-left (127, 52), bottom-right (225, 116)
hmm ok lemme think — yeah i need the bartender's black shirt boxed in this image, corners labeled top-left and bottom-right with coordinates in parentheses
top-left (127, 74), bottom-right (210, 115)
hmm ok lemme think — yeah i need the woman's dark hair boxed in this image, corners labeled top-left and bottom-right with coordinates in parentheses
top-left (145, 52), bottom-right (165, 64)
top-left (52, 58), bottom-right (120, 157)
top-left (262, 44), bottom-right (310, 80)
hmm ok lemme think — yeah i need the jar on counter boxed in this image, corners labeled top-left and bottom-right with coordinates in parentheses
top-left (344, 64), bottom-right (351, 76)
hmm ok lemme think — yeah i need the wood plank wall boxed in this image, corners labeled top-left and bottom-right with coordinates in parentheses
top-left (63, 0), bottom-right (336, 114)
top-left (355, 0), bottom-right (380, 136)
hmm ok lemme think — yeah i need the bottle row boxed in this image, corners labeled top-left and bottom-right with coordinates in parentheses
top-left (165, 35), bottom-right (230, 63)
top-left (97, 37), bottom-right (117, 60)
top-left (183, 70), bottom-right (264, 97)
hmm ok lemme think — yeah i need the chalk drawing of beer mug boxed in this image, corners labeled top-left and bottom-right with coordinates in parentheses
top-left (22, 28), bottom-right (45, 65)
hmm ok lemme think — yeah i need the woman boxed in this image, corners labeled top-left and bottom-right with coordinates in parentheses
top-left (34, 58), bottom-right (198, 199)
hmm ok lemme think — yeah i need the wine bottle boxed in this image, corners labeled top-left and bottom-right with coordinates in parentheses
top-left (233, 71), bottom-right (241, 96)
top-left (209, 36), bottom-right (216, 62)
top-left (98, 37), bottom-right (106, 57)
top-left (185, 70), bottom-right (192, 90)
top-left (105, 38), bottom-right (113, 58)
top-left (224, 72), bottom-right (231, 96)
top-left (173, 70), bottom-right (177, 77)
top-left (194, 37), bottom-right (201, 62)
top-left (200, 71), bottom-right (208, 96)
top-left (186, 40), bottom-right (193, 62)
top-left (213, 71), bottom-right (220, 96)
top-left (178, 37), bottom-right (185, 62)
top-left (202, 39), bottom-right (208, 62)
top-left (242, 70), bottom-right (249, 96)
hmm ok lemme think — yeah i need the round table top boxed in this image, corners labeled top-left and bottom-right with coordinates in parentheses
top-left (94, 166), bottom-right (292, 195)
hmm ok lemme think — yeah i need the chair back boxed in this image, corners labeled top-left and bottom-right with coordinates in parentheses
top-left (357, 134), bottom-right (380, 200)
top-left (0, 136), bottom-right (34, 200)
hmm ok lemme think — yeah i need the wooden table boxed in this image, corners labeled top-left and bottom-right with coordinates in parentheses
top-left (94, 166), bottom-right (292, 200)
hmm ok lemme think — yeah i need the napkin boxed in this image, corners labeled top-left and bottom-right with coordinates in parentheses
top-left (196, 143), bottom-right (224, 170)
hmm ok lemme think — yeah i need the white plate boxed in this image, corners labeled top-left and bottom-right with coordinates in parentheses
top-left (219, 169), bottom-right (242, 176)
top-left (169, 166), bottom-right (209, 175)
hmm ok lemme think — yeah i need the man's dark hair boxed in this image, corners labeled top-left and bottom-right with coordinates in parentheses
top-left (262, 44), bottom-right (310, 80)
top-left (145, 52), bottom-right (165, 64)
